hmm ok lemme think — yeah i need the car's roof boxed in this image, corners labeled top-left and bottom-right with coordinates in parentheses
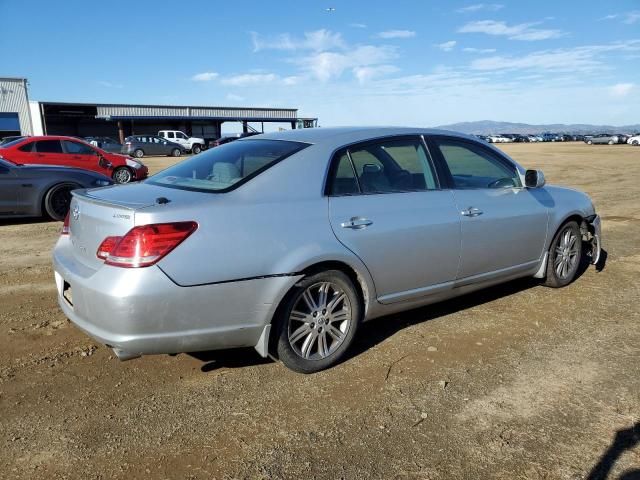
top-left (245, 126), bottom-right (476, 146)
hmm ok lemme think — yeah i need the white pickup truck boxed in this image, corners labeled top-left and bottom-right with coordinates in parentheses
top-left (158, 130), bottom-right (205, 154)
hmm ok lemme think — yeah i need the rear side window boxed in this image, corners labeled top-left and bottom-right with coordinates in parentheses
top-left (327, 137), bottom-right (438, 195)
top-left (18, 141), bottom-right (35, 152)
top-left (167, 132), bottom-right (174, 138)
top-left (433, 138), bottom-right (521, 189)
top-left (34, 140), bottom-right (63, 153)
top-left (148, 139), bottom-right (308, 193)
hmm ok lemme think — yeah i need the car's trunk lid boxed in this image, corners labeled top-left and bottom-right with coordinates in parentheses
top-left (67, 183), bottom-right (183, 270)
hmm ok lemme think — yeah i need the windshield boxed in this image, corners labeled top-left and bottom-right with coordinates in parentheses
top-left (0, 138), bottom-right (26, 148)
top-left (147, 139), bottom-right (308, 192)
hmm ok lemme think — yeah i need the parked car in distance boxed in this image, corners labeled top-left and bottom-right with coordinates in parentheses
top-left (0, 136), bottom-right (148, 184)
top-left (158, 130), bottom-right (205, 154)
top-left (0, 157), bottom-right (112, 220)
top-left (585, 134), bottom-right (619, 145)
top-left (208, 132), bottom-right (260, 148)
top-left (85, 136), bottom-right (123, 153)
top-left (627, 135), bottom-right (640, 146)
top-left (122, 135), bottom-right (186, 158)
top-left (486, 134), bottom-right (510, 143)
top-left (53, 127), bottom-right (602, 373)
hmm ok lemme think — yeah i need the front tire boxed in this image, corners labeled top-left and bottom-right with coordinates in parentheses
top-left (171, 148), bottom-right (182, 157)
top-left (191, 144), bottom-right (202, 154)
top-left (632, 140), bottom-right (639, 146)
top-left (44, 183), bottom-right (78, 221)
top-left (587, 140), bottom-right (593, 145)
top-left (133, 149), bottom-right (144, 158)
top-left (544, 221), bottom-right (583, 288)
top-left (608, 140), bottom-right (614, 145)
top-left (275, 270), bottom-right (362, 373)
top-left (112, 167), bottom-right (133, 184)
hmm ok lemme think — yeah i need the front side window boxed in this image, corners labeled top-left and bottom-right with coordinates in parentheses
top-left (18, 141), bottom-right (35, 152)
top-left (177, 132), bottom-right (187, 139)
top-left (434, 138), bottom-right (521, 189)
top-left (34, 140), bottom-right (63, 154)
top-left (328, 137), bottom-right (438, 195)
top-left (63, 140), bottom-right (95, 155)
top-left (148, 139), bottom-right (308, 192)
top-left (167, 132), bottom-right (175, 139)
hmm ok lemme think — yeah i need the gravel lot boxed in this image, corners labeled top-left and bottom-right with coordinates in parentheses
top-left (1, 142), bottom-right (639, 479)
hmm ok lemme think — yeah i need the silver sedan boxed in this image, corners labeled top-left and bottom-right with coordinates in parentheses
top-left (53, 128), bottom-right (602, 373)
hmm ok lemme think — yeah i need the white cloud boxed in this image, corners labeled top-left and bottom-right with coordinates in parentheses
top-left (436, 40), bottom-right (457, 51)
top-left (609, 83), bottom-right (634, 97)
top-left (463, 47), bottom-right (497, 53)
top-left (353, 65), bottom-right (399, 84)
top-left (221, 73), bottom-right (278, 86)
top-left (191, 72), bottom-right (219, 82)
top-left (226, 93), bottom-right (245, 102)
top-left (98, 80), bottom-right (123, 88)
top-left (457, 4), bottom-right (504, 13)
top-left (349, 23), bottom-right (367, 29)
top-left (251, 29), bottom-right (345, 52)
top-left (377, 30), bottom-right (416, 39)
top-left (458, 20), bottom-right (565, 41)
top-left (469, 41), bottom-right (640, 73)
top-left (298, 45), bottom-right (397, 82)
top-left (603, 11), bottom-right (640, 24)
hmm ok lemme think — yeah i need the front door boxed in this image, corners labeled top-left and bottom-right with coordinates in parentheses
top-left (0, 162), bottom-right (18, 214)
top-left (327, 136), bottom-right (461, 303)
top-left (61, 140), bottom-right (103, 174)
top-left (429, 136), bottom-right (549, 280)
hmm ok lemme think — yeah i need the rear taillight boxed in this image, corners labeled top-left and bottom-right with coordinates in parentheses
top-left (61, 212), bottom-right (70, 235)
top-left (96, 236), bottom-right (122, 259)
top-left (99, 222), bottom-right (198, 268)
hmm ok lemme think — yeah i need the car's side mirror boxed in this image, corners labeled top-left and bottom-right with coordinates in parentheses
top-left (98, 156), bottom-right (113, 169)
top-left (525, 169), bottom-right (545, 188)
top-left (362, 163), bottom-right (382, 174)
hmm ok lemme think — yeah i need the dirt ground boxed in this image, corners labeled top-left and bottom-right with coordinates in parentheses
top-left (1, 142), bottom-right (639, 479)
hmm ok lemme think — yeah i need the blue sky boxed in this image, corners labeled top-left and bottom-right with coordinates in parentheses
top-left (2, 0), bottom-right (639, 127)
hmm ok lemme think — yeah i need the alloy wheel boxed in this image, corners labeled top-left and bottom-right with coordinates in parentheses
top-left (287, 281), bottom-right (352, 360)
top-left (554, 228), bottom-right (580, 279)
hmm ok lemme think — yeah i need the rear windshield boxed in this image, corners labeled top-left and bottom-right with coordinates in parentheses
top-left (147, 139), bottom-right (308, 193)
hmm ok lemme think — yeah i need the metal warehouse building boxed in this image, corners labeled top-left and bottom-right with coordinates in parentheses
top-left (0, 78), bottom-right (33, 137)
top-left (0, 77), bottom-right (317, 143)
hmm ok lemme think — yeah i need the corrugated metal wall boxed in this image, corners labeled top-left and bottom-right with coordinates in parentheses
top-left (0, 78), bottom-right (33, 135)
top-left (96, 104), bottom-right (297, 120)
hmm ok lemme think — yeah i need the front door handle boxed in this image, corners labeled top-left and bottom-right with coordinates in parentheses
top-left (341, 217), bottom-right (373, 229)
top-left (461, 207), bottom-right (483, 217)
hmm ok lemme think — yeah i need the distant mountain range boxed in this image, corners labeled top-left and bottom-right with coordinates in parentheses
top-left (434, 120), bottom-right (640, 135)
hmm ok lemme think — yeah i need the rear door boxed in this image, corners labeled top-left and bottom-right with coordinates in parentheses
top-left (31, 139), bottom-right (67, 167)
top-left (428, 135), bottom-right (549, 280)
top-left (327, 136), bottom-right (461, 304)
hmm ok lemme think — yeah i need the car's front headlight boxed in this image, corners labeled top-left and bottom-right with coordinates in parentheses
top-left (93, 179), bottom-right (112, 187)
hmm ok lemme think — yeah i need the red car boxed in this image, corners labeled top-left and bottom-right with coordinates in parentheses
top-left (0, 136), bottom-right (148, 184)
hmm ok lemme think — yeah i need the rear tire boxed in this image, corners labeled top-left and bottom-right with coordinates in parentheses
top-left (44, 183), bottom-right (78, 221)
top-left (134, 149), bottom-right (144, 158)
top-left (171, 148), bottom-right (182, 157)
top-left (633, 140), bottom-right (639, 146)
top-left (587, 140), bottom-right (593, 145)
top-left (544, 221), bottom-right (582, 288)
top-left (608, 140), bottom-right (614, 145)
top-left (191, 144), bottom-right (202, 154)
top-left (275, 270), bottom-right (362, 373)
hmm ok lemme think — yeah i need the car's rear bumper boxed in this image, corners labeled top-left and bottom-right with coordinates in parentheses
top-left (52, 237), bottom-right (301, 358)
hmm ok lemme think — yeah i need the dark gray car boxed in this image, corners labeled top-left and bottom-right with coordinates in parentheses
top-left (121, 135), bottom-right (185, 158)
top-left (0, 158), bottom-right (113, 220)
top-left (85, 136), bottom-right (122, 153)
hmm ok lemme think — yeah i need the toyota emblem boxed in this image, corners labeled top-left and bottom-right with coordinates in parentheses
top-left (72, 205), bottom-right (80, 221)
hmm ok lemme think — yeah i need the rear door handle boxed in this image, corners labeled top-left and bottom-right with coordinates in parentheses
top-left (461, 207), bottom-right (483, 217)
top-left (341, 217), bottom-right (373, 229)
